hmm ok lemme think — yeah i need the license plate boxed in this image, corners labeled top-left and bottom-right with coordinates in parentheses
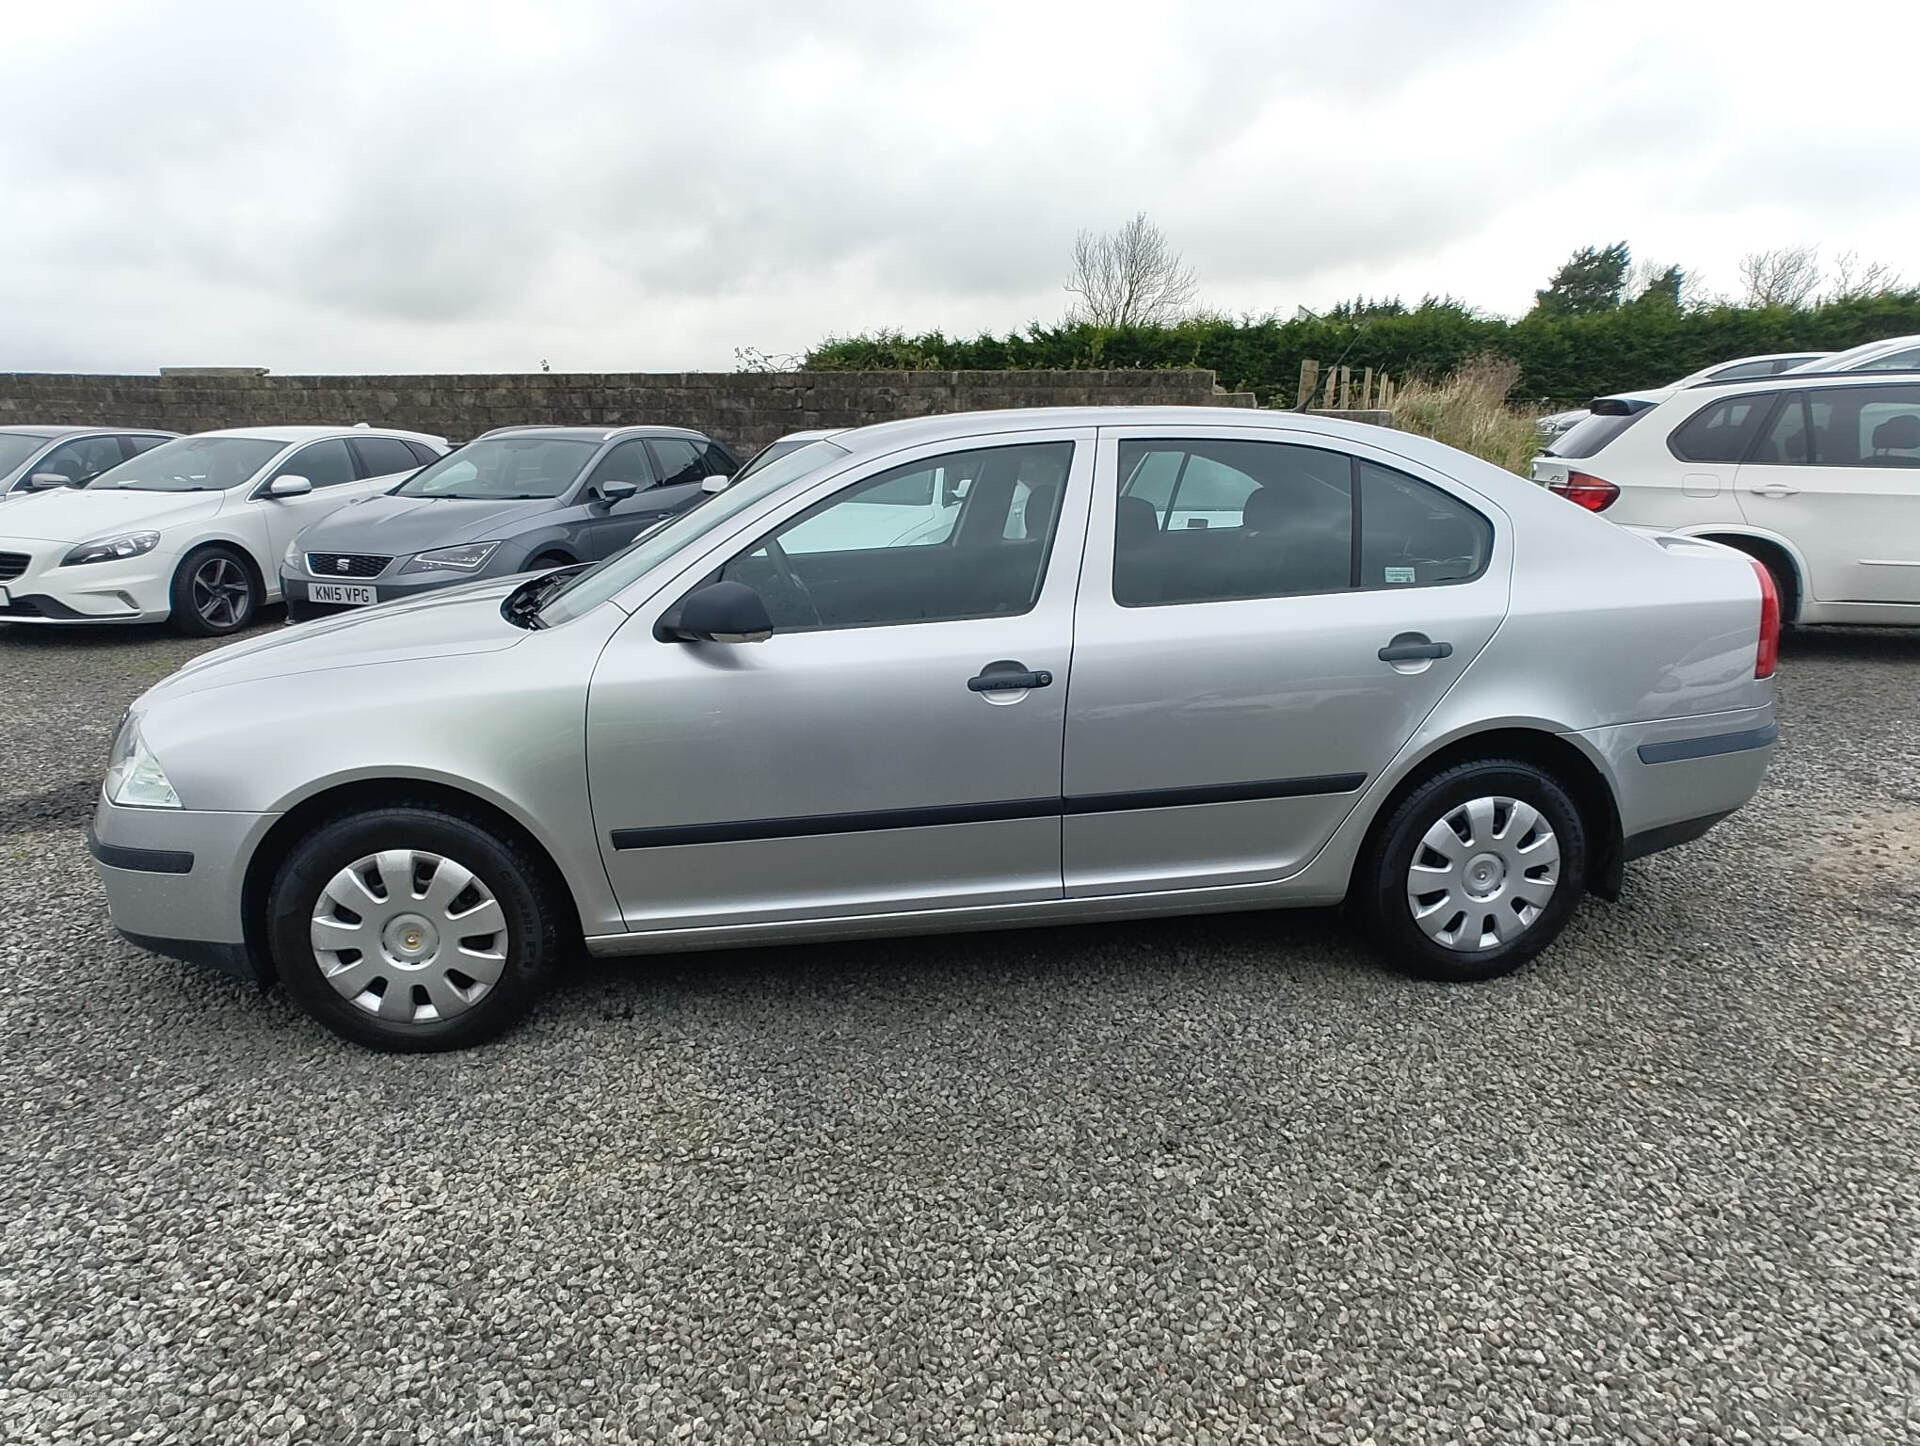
top-left (309, 583), bottom-right (376, 606)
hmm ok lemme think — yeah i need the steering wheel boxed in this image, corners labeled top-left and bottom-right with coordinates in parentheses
top-left (758, 537), bottom-right (822, 628)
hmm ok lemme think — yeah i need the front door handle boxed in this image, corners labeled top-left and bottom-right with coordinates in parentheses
top-left (968, 660), bottom-right (1053, 692)
top-left (1377, 633), bottom-right (1453, 663)
top-left (1754, 483), bottom-right (1800, 498)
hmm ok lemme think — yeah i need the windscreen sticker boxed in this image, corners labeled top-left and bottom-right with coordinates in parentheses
top-left (1383, 566), bottom-right (1417, 584)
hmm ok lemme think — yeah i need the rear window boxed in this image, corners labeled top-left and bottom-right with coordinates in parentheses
top-left (1549, 409), bottom-right (1646, 459)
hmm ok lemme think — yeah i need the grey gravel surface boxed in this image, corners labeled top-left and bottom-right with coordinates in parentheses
top-left (0, 616), bottom-right (1916, 1445)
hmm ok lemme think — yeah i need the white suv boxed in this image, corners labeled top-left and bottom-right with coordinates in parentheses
top-left (1530, 371), bottom-right (1920, 627)
top-left (0, 425), bottom-right (445, 634)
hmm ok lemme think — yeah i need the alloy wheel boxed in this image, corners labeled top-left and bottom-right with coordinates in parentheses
top-left (190, 556), bottom-right (252, 628)
top-left (310, 849), bottom-right (510, 1024)
top-left (1405, 795), bottom-right (1561, 952)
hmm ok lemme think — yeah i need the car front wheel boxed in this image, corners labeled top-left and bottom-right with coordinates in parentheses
top-left (268, 807), bottom-right (561, 1051)
top-left (1358, 758), bottom-right (1587, 983)
top-left (169, 543), bottom-right (258, 636)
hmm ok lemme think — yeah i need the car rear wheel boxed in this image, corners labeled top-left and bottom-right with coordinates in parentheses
top-left (268, 807), bottom-right (561, 1051)
top-left (169, 544), bottom-right (258, 636)
top-left (1358, 758), bottom-right (1587, 983)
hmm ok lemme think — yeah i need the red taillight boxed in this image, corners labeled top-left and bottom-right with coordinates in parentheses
top-left (1749, 558), bottom-right (1779, 679)
top-left (1548, 471), bottom-right (1620, 512)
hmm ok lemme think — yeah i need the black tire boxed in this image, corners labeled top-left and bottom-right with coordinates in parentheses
top-left (169, 543), bottom-right (259, 636)
top-left (1762, 554), bottom-right (1800, 629)
top-left (1357, 758), bottom-right (1587, 984)
top-left (268, 807), bottom-right (561, 1051)
top-left (527, 552), bottom-right (573, 571)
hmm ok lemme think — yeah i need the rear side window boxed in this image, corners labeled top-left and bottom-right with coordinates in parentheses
top-left (1112, 439), bottom-right (1490, 608)
top-left (1668, 394), bottom-right (1773, 463)
top-left (403, 440), bottom-right (441, 466)
top-left (124, 434), bottom-right (171, 457)
top-left (699, 441), bottom-right (735, 477)
top-left (349, 436), bottom-right (422, 478)
top-left (1549, 409), bottom-right (1646, 459)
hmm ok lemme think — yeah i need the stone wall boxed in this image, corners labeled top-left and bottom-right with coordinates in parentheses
top-left (0, 369), bottom-right (1256, 454)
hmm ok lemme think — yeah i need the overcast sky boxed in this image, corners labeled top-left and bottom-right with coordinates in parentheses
top-left (4, 0), bottom-right (1917, 375)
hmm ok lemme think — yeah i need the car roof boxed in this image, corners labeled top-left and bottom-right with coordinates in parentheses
top-left (470, 424), bottom-right (711, 442)
top-left (182, 424), bottom-right (448, 445)
top-left (1678, 367), bottom-right (1920, 394)
top-left (0, 424), bottom-right (170, 440)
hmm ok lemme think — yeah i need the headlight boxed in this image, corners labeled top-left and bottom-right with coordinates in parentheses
top-left (62, 531), bottom-right (160, 567)
top-left (283, 538), bottom-right (302, 572)
top-left (401, 541), bottom-right (501, 574)
top-left (104, 717), bottom-right (181, 809)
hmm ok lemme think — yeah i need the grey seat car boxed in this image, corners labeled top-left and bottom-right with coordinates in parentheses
top-left (280, 425), bottom-right (736, 619)
top-left (0, 426), bottom-right (178, 498)
top-left (89, 407), bottom-right (1778, 1051)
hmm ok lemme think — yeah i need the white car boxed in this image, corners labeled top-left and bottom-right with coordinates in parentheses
top-left (1536, 353), bottom-right (1829, 446)
top-left (1784, 334), bottom-right (1920, 374)
top-left (0, 425), bottom-right (445, 634)
top-left (0, 426), bottom-right (178, 499)
top-left (1529, 370), bottom-right (1920, 627)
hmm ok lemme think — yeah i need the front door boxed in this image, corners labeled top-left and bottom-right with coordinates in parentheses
top-left (1735, 384), bottom-right (1920, 604)
top-left (586, 430), bottom-right (1091, 932)
top-left (257, 438), bottom-right (370, 561)
top-left (1063, 426), bottom-right (1511, 896)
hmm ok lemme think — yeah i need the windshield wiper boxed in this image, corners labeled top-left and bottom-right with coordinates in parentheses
top-left (501, 563), bottom-right (588, 630)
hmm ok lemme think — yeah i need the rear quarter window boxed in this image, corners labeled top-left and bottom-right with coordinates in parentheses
top-left (1667, 393), bottom-right (1775, 464)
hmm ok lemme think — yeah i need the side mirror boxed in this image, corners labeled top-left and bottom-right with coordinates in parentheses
top-left (268, 475), bottom-right (313, 498)
top-left (699, 473), bottom-right (731, 494)
top-left (597, 480), bottom-right (639, 506)
top-left (26, 472), bottom-right (72, 491)
top-left (656, 580), bottom-right (773, 644)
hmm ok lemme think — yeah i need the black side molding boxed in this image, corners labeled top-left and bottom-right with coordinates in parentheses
top-left (1636, 722), bottom-right (1778, 766)
top-left (86, 826), bottom-right (193, 875)
top-left (610, 774), bottom-right (1367, 850)
top-left (1622, 811), bottom-right (1734, 862)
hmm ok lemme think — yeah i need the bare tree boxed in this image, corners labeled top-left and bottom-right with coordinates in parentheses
top-left (1065, 212), bottom-right (1198, 327)
top-left (1827, 250), bottom-right (1904, 301)
top-left (1739, 245), bottom-right (1822, 308)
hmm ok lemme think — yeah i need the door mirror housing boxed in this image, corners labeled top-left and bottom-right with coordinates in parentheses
top-left (26, 472), bottom-right (73, 490)
top-left (597, 480), bottom-right (639, 506)
top-left (656, 580), bottom-right (774, 643)
top-left (268, 475), bottom-right (313, 498)
top-left (699, 473), bottom-right (731, 494)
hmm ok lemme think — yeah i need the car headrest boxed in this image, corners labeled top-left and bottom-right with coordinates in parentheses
top-left (1871, 414), bottom-right (1920, 451)
top-left (1115, 495), bottom-right (1160, 548)
top-left (1241, 485), bottom-right (1288, 533)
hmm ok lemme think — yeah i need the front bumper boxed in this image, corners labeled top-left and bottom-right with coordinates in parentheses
top-left (88, 794), bottom-right (278, 984)
top-left (0, 539), bottom-right (178, 624)
top-left (281, 567), bottom-right (492, 621)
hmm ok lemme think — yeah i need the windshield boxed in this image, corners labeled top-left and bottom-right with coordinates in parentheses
top-left (89, 436), bottom-right (286, 491)
top-left (0, 435), bottom-right (51, 474)
top-left (731, 435), bottom-right (818, 483)
top-left (395, 437), bottom-right (598, 500)
top-left (1792, 338), bottom-right (1920, 373)
top-left (537, 439), bottom-right (851, 626)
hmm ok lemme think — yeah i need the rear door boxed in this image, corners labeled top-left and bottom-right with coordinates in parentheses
top-left (1063, 425), bottom-right (1510, 897)
top-left (586, 429), bottom-right (1090, 932)
top-left (1736, 384), bottom-right (1920, 603)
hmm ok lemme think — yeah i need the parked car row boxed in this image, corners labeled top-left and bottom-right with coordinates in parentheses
top-left (0, 423), bottom-right (739, 635)
top-left (82, 406), bottom-right (1778, 1052)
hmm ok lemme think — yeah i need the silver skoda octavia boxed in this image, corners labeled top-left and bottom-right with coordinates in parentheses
top-left (88, 408), bottom-right (1779, 1051)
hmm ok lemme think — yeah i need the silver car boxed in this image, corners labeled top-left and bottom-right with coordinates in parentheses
top-left (88, 408), bottom-right (1779, 1051)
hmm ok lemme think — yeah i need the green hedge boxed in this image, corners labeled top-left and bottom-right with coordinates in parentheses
top-left (804, 293), bottom-right (1920, 407)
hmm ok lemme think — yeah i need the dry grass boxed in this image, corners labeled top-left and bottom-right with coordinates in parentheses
top-left (1388, 355), bottom-right (1541, 474)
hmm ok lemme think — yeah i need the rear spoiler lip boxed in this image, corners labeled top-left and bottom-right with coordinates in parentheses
top-left (1587, 396), bottom-right (1656, 417)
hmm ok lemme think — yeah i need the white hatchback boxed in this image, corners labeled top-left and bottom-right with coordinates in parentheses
top-left (1530, 371), bottom-right (1920, 626)
top-left (0, 425), bottom-right (445, 634)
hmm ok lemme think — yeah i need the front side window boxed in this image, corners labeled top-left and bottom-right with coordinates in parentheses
top-left (38, 436), bottom-right (125, 485)
top-left (716, 441), bottom-right (1071, 631)
top-left (1806, 385), bottom-right (1920, 468)
top-left (699, 441), bottom-right (735, 477)
top-left (1668, 394), bottom-right (1773, 463)
top-left (89, 436), bottom-right (286, 492)
top-left (647, 438), bottom-right (706, 488)
top-left (395, 437), bottom-right (599, 500)
top-left (1113, 439), bottom-right (1489, 607)
top-left (278, 439), bottom-right (356, 488)
top-left (584, 439), bottom-right (658, 490)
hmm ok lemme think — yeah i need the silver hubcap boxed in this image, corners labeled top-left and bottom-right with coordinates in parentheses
top-left (191, 557), bottom-right (251, 627)
top-left (1406, 795), bottom-right (1560, 952)
top-left (310, 850), bottom-right (509, 1024)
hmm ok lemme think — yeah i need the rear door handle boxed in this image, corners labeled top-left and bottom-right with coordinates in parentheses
top-left (968, 660), bottom-right (1053, 692)
top-left (1378, 634), bottom-right (1453, 663)
top-left (1754, 483), bottom-right (1800, 498)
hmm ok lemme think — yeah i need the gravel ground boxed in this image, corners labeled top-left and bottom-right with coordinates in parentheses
top-left (0, 614), bottom-right (1916, 1445)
